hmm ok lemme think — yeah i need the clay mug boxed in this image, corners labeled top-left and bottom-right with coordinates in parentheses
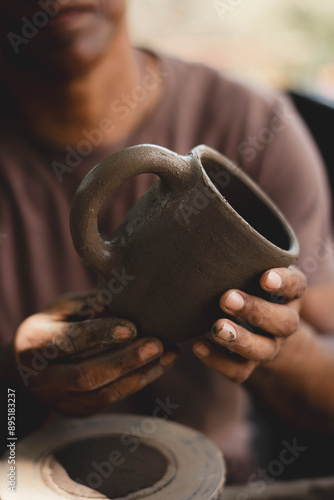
top-left (70, 144), bottom-right (299, 342)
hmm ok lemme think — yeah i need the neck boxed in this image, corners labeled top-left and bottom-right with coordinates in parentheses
top-left (3, 22), bottom-right (162, 148)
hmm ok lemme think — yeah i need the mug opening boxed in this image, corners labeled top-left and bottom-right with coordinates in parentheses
top-left (201, 157), bottom-right (292, 251)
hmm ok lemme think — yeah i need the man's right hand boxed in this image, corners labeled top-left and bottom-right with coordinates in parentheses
top-left (14, 292), bottom-right (178, 416)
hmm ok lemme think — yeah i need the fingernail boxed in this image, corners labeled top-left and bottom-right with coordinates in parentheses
top-left (139, 341), bottom-right (160, 361)
top-left (266, 271), bottom-right (282, 290)
top-left (161, 351), bottom-right (177, 366)
top-left (114, 326), bottom-right (133, 339)
top-left (224, 291), bottom-right (244, 311)
top-left (195, 343), bottom-right (210, 357)
top-left (216, 323), bottom-right (237, 342)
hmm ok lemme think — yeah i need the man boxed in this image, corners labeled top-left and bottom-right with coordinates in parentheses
top-left (0, 0), bottom-right (333, 484)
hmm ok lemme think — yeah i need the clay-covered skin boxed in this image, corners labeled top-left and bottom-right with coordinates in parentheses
top-left (14, 292), bottom-right (179, 417)
top-left (70, 144), bottom-right (299, 343)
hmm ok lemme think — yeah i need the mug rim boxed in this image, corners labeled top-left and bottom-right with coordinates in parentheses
top-left (191, 144), bottom-right (300, 260)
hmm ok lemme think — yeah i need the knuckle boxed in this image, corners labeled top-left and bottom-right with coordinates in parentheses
top-left (139, 364), bottom-right (163, 386)
top-left (230, 367), bottom-right (252, 384)
top-left (262, 346), bottom-right (278, 362)
top-left (246, 299), bottom-right (272, 327)
top-left (241, 298), bottom-right (252, 316)
top-left (68, 366), bottom-right (94, 391)
top-left (19, 314), bottom-right (38, 331)
top-left (296, 277), bottom-right (307, 297)
top-left (91, 384), bottom-right (121, 409)
top-left (16, 314), bottom-right (45, 348)
top-left (55, 328), bottom-right (78, 353)
top-left (272, 340), bottom-right (280, 357)
top-left (105, 383), bottom-right (124, 405)
top-left (282, 310), bottom-right (300, 335)
top-left (289, 269), bottom-right (307, 297)
top-left (246, 301), bottom-right (263, 325)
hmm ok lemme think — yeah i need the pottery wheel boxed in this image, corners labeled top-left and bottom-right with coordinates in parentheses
top-left (0, 414), bottom-right (225, 499)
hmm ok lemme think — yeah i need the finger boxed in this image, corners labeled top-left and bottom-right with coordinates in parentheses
top-left (55, 350), bottom-right (179, 416)
top-left (219, 290), bottom-right (300, 337)
top-left (260, 266), bottom-right (307, 300)
top-left (211, 320), bottom-right (282, 362)
top-left (17, 314), bottom-right (137, 359)
top-left (50, 338), bottom-right (164, 392)
top-left (193, 340), bottom-right (257, 384)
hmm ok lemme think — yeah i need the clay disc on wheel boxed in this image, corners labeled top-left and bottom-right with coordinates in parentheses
top-left (0, 414), bottom-right (225, 500)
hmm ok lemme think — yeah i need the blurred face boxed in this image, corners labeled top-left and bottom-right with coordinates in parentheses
top-left (0, 0), bottom-right (126, 77)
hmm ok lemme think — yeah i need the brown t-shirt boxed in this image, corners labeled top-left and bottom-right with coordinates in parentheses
top-left (1, 52), bottom-right (334, 482)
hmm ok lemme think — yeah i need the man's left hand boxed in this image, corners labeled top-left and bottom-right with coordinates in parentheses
top-left (193, 266), bottom-right (307, 383)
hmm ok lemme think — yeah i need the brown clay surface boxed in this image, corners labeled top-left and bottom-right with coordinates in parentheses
top-left (50, 435), bottom-right (169, 498)
top-left (70, 145), bottom-right (299, 343)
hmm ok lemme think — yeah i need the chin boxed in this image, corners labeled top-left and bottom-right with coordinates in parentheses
top-left (27, 27), bottom-right (117, 79)
top-left (0, 0), bottom-right (126, 79)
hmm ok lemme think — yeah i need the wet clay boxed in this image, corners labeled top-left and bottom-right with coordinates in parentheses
top-left (70, 144), bottom-right (299, 343)
top-left (49, 435), bottom-right (169, 498)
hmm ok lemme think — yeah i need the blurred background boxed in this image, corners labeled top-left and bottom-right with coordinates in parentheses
top-left (127, 0), bottom-right (334, 98)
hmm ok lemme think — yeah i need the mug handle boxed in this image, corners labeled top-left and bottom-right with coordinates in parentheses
top-left (70, 144), bottom-right (193, 277)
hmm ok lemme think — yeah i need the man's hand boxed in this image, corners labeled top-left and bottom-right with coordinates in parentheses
top-left (193, 266), bottom-right (307, 383)
top-left (14, 292), bottom-right (178, 416)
